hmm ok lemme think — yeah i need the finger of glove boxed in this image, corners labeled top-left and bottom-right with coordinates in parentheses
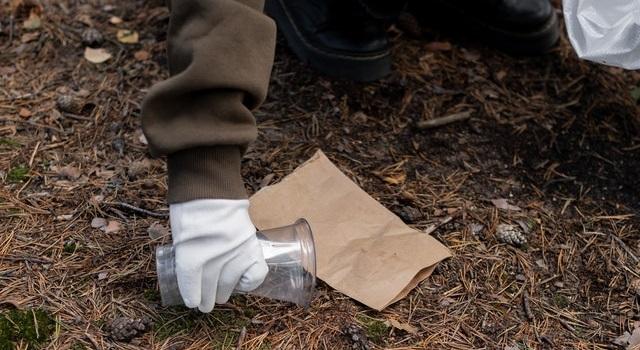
top-left (197, 259), bottom-right (222, 313)
top-left (175, 261), bottom-right (204, 309)
top-left (214, 254), bottom-right (252, 304)
top-left (236, 258), bottom-right (269, 292)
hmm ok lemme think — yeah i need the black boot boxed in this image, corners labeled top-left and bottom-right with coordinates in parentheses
top-left (265, 0), bottom-right (403, 82)
top-left (407, 0), bottom-right (560, 55)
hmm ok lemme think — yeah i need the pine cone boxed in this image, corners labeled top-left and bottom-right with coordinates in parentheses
top-left (81, 28), bottom-right (104, 47)
top-left (108, 316), bottom-right (152, 342)
top-left (344, 324), bottom-right (371, 350)
top-left (56, 94), bottom-right (83, 114)
top-left (496, 224), bottom-right (527, 247)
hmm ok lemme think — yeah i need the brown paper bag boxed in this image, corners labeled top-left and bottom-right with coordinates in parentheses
top-left (250, 150), bottom-right (451, 310)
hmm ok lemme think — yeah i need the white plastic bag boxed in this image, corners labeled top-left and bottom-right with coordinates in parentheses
top-left (563, 0), bottom-right (640, 69)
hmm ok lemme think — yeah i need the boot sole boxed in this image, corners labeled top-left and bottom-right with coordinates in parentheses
top-left (265, 0), bottom-right (392, 82)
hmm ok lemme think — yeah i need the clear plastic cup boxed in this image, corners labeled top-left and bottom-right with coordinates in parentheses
top-left (156, 219), bottom-right (317, 308)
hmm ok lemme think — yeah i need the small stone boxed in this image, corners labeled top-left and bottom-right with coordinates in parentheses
top-left (147, 222), bottom-right (169, 239)
top-left (112, 138), bottom-right (125, 155)
top-left (554, 281), bottom-right (564, 288)
top-left (127, 159), bottom-right (151, 179)
top-left (398, 206), bottom-right (422, 223)
top-left (515, 274), bottom-right (526, 282)
top-left (91, 217), bottom-right (107, 228)
top-left (81, 28), bottom-right (104, 47)
top-left (469, 223), bottom-right (485, 235)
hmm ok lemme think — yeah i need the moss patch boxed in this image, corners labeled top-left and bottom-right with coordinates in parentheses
top-left (0, 309), bottom-right (55, 349)
top-left (7, 165), bottom-right (29, 183)
top-left (0, 138), bottom-right (21, 149)
top-left (356, 314), bottom-right (389, 345)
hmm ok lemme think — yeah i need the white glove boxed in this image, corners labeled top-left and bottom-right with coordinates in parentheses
top-left (169, 199), bottom-right (268, 312)
top-left (563, 0), bottom-right (640, 69)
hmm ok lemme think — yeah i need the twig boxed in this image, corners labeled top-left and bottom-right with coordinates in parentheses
top-left (237, 326), bottom-right (247, 350)
top-left (522, 290), bottom-right (534, 321)
top-left (558, 319), bottom-right (576, 333)
top-left (109, 201), bottom-right (168, 218)
top-left (424, 210), bottom-right (461, 235)
top-left (416, 110), bottom-right (473, 129)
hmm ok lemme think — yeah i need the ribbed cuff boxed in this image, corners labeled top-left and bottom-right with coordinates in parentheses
top-left (167, 146), bottom-right (248, 203)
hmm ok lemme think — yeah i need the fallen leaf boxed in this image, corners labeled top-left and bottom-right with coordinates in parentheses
top-left (20, 32), bottom-right (39, 43)
top-left (535, 259), bottom-right (548, 270)
top-left (109, 16), bottom-right (123, 24)
top-left (629, 327), bottom-right (640, 349)
top-left (491, 198), bottom-right (521, 211)
top-left (54, 165), bottom-right (81, 180)
top-left (147, 222), bottom-right (169, 239)
top-left (75, 14), bottom-right (93, 26)
top-left (103, 220), bottom-right (121, 233)
top-left (425, 41), bottom-right (451, 51)
top-left (385, 319), bottom-right (418, 335)
top-left (22, 11), bottom-right (41, 29)
top-left (133, 50), bottom-right (149, 61)
top-left (84, 47), bottom-right (112, 64)
top-left (614, 331), bottom-right (631, 346)
top-left (91, 217), bottom-right (107, 228)
top-left (18, 108), bottom-right (32, 119)
top-left (383, 173), bottom-right (406, 185)
top-left (116, 29), bottom-right (139, 44)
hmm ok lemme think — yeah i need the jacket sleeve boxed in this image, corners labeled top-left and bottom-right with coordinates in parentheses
top-left (142, 0), bottom-right (276, 203)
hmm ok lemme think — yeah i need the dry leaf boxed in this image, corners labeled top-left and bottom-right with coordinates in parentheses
top-left (133, 50), bottom-right (149, 61)
top-left (383, 173), bottom-right (406, 185)
top-left (614, 332), bottom-right (632, 346)
top-left (491, 198), bottom-right (521, 211)
top-left (103, 220), bottom-right (121, 233)
top-left (20, 32), bottom-right (39, 43)
top-left (84, 47), bottom-right (112, 64)
top-left (91, 217), bottom-right (107, 228)
top-left (116, 29), bottom-right (139, 44)
top-left (385, 319), bottom-right (418, 335)
top-left (109, 16), bottom-right (123, 24)
top-left (22, 11), bottom-right (41, 29)
top-left (138, 132), bottom-right (148, 145)
top-left (18, 108), bottom-right (32, 119)
top-left (629, 327), bottom-right (640, 349)
top-left (75, 14), bottom-right (93, 26)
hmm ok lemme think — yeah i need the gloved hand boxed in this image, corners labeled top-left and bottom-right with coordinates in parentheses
top-left (169, 199), bottom-right (268, 312)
